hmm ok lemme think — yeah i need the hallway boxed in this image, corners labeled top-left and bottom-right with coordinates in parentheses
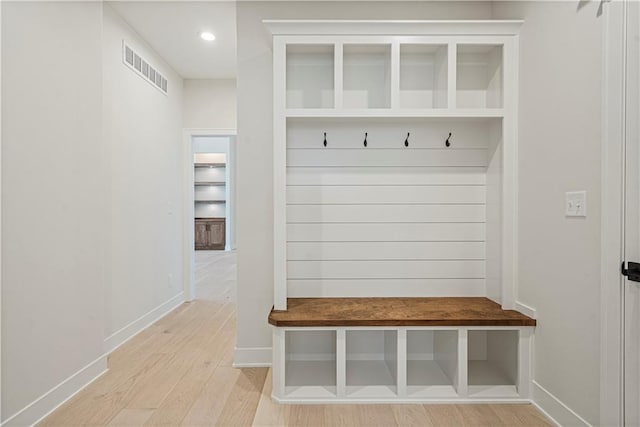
top-left (195, 250), bottom-right (237, 302)
top-left (38, 251), bottom-right (552, 426)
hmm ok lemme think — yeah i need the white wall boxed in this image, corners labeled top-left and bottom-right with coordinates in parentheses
top-left (183, 79), bottom-right (237, 130)
top-left (492, 2), bottom-right (602, 425)
top-left (103, 5), bottom-right (185, 342)
top-left (235, 1), bottom-right (493, 362)
top-left (1, 2), bottom-right (106, 423)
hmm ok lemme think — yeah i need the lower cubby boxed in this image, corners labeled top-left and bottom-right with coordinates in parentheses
top-left (406, 329), bottom-right (458, 398)
top-left (272, 325), bottom-right (531, 402)
top-left (346, 330), bottom-right (397, 398)
top-left (467, 329), bottom-right (519, 398)
top-left (285, 330), bottom-right (337, 398)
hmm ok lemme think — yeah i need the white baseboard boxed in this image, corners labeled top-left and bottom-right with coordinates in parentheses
top-left (2, 355), bottom-right (108, 427)
top-left (532, 380), bottom-right (592, 427)
top-left (516, 300), bottom-right (537, 319)
top-left (233, 346), bottom-right (272, 367)
top-left (104, 292), bottom-right (185, 354)
top-left (2, 293), bottom-right (185, 426)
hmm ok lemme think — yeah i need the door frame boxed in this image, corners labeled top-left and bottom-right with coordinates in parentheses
top-left (182, 128), bottom-right (237, 301)
top-left (601, 1), bottom-right (625, 425)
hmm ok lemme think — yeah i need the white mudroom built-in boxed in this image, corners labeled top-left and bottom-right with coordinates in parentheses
top-left (265, 20), bottom-right (535, 404)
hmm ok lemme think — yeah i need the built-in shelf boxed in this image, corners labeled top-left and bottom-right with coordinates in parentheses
top-left (400, 44), bottom-right (448, 109)
top-left (194, 181), bottom-right (226, 186)
top-left (467, 330), bottom-right (518, 397)
top-left (343, 44), bottom-right (391, 109)
top-left (286, 330), bottom-right (337, 397)
top-left (269, 20), bottom-right (526, 404)
top-left (457, 44), bottom-right (503, 109)
top-left (278, 41), bottom-right (508, 114)
top-left (406, 329), bottom-right (458, 398)
top-left (271, 299), bottom-right (531, 403)
top-left (287, 44), bottom-right (334, 109)
top-left (346, 330), bottom-right (397, 397)
top-left (194, 163), bottom-right (226, 168)
top-left (285, 108), bottom-right (505, 118)
top-left (194, 152), bottom-right (227, 250)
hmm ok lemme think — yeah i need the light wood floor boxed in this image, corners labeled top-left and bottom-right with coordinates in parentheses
top-left (194, 250), bottom-right (237, 302)
top-left (40, 251), bottom-right (553, 426)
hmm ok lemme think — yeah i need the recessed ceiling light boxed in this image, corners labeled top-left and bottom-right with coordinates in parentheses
top-left (200, 31), bottom-right (216, 42)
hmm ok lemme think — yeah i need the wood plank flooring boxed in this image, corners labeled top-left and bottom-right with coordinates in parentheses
top-left (39, 251), bottom-right (552, 426)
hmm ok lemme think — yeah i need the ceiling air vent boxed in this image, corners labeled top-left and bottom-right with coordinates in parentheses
top-left (122, 41), bottom-right (168, 95)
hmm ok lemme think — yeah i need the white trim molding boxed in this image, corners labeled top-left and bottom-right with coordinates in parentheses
top-left (600, 1), bottom-right (625, 426)
top-left (515, 301), bottom-right (537, 319)
top-left (272, 396), bottom-right (532, 405)
top-left (264, 20), bottom-right (524, 36)
top-left (532, 381), bottom-right (592, 427)
top-left (183, 128), bottom-right (237, 136)
top-left (233, 347), bottom-right (272, 367)
top-left (1, 355), bottom-right (108, 427)
top-left (2, 293), bottom-right (185, 426)
top-left (104, 292), bottom-right (184, 354)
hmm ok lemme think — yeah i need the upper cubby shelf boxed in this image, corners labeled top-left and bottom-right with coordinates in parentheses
top-left (287, 44), bottom-right (334, 109)
top-left (343, 44), bottom-right (391, 109)
top-left (272, 20), bottom-right (521, 117)
top-left (283, 44), bottom-right (507, 116)
top-left (457, 44), bottom-right (503, 109)
top-left (400, 44), bottom-right (447, 109)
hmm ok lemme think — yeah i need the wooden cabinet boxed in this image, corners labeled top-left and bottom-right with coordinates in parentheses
top-left (195, 218), bottom-right (225, 250)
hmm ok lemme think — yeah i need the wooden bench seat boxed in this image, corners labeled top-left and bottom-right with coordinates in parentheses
top-left (269, 297), bottom-right (536, 327)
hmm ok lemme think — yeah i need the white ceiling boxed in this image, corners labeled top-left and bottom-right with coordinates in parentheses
top-left (108, 1), bottom-right (237, 79)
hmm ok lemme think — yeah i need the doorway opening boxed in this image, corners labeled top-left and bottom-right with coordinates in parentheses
top-left (184, 131), bottom-right (236, 302)
top-left (193, 138), bottom-right (233, 250)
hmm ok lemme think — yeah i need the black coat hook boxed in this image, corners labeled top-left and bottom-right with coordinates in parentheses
top-left (404, 132), bottom-right (410, 147)
top-left (445, 132), bottom-right (452, 147)
top-left (323, 132), bottom-right (327, 147)
top-left (364, 132), bottom-right (368, 147)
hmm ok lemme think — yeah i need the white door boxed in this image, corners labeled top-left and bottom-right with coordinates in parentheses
top-left (624, 1), bottom-right (640, 425)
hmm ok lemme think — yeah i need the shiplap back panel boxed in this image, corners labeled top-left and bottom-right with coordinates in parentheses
top-left (287, 242), bottom-right (485, 260)
top-left (286, 119), bottom-right (493, 297)
top-left (287, 205), bottom-right (485, 223)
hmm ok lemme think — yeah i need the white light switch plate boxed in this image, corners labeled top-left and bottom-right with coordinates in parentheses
top-left (566, 191), bottom-right (587, 217)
